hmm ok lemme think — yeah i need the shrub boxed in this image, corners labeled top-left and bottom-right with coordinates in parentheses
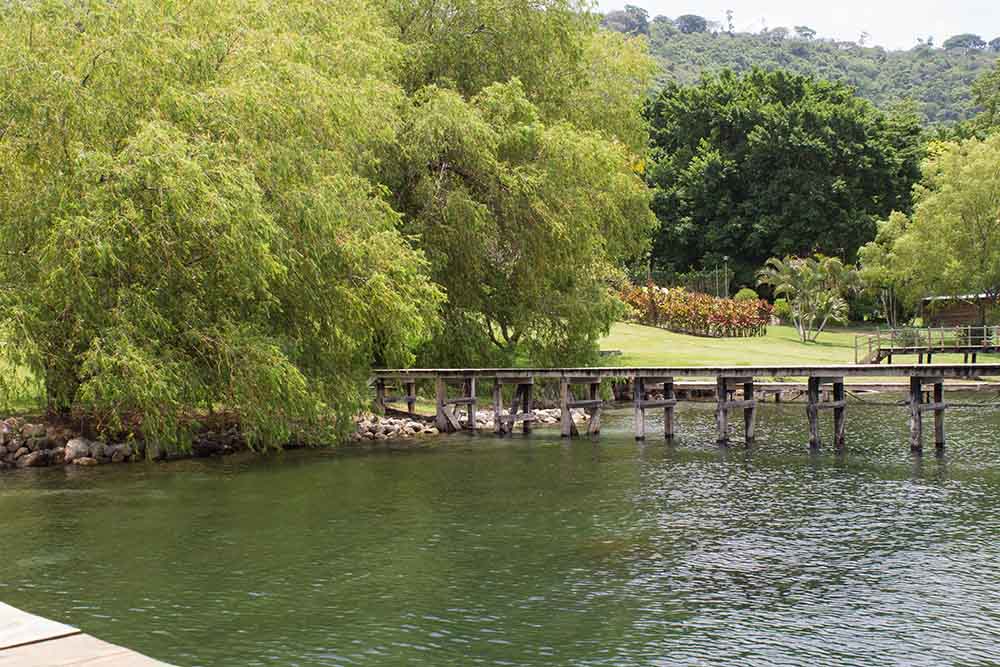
top-left (619, 283), bottom-right (771, 337)
top-left (773, 298), bottom-right (792, 323)
top-left (734, 287), bottom-right (759, 301)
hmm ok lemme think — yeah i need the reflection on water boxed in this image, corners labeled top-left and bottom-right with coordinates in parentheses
top-left (2, 397), bottom-right (1000, 666)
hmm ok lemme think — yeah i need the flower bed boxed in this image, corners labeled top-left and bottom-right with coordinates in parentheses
top-left (619, 283), bottom-right (772, 338)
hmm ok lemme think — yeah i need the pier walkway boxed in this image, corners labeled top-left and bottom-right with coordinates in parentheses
top-left (373, 364), bottom-right (1000, 451)
top-left (0, 602), bottom-right (172, 666)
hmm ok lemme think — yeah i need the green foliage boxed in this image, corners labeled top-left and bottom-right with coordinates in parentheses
top-left (734, 288), bottom-right (760, 301)
top-left (772, 298), bottom-right (792, 324)
top-left (646, 69), bottom-right (923, 285)
top-left (384, 1), bottom-right (658, 367)
top-left (629, 28), bottom-right (999, 124)
top-left (0, 0), bottom-right (661, 449)
top-left (943, 34), bottom-right (987, 51)
top-left (971, 59), bottom-right (1000, 131)
top-left (0, 0), bottom-right (442, 450)
top-left (882, 135), bottom-right (1000, 323)
top-left (387, 81), bottom-right (655, 366)
top-left (757, 255), bottom-right (860, 341)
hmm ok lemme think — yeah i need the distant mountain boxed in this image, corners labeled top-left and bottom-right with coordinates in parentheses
top-left (604, 13), bottom-right (999, 124)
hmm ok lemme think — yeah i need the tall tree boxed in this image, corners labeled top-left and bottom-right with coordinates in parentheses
top-left (884, 136), bottom-right (1000, 324)
top-left (382, 0), bottom-right (658, 366)
top-left (0, 0), bottom-right (442, 449)
top-left (646, 68), bottom-right (923, 285)
top-left (674, 14), bottom-right (708, 34)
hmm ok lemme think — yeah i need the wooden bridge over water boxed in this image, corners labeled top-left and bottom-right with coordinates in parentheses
top-left (373, 364), bottom-right (1000, 452)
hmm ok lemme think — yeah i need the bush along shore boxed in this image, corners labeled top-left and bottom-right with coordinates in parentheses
top-left (0, 409), bottom-right (589, 470)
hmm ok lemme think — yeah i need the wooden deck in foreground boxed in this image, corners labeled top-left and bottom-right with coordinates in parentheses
top-left (0, 602), bottom-right (173, 667)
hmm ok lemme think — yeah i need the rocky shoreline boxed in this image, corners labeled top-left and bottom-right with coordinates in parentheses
top-left (0, 408), bottom-right (588, 471)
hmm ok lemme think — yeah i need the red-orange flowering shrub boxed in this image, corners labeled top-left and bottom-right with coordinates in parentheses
top-left (619, 283), bottom-right (772, 338)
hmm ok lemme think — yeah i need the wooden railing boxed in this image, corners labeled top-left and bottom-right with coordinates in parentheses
top-left (854, 326), bottom-right (1000, 364)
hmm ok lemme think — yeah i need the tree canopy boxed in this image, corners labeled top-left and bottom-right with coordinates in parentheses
top-left (0, 0), bottom-right (657, 448)
top-left (646, 68), bottom-right (923, 286)
top-left (864, 136), bottom-right (1000, 323)
top-left (602, 22), bottom-right (1000, 124)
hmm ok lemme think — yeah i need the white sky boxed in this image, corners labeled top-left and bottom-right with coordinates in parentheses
top-left (596, 1), bottom-right (1000, 50)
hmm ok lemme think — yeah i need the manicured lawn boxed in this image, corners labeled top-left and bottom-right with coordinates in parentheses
top-left (600, 322), bottom-right (998, 368)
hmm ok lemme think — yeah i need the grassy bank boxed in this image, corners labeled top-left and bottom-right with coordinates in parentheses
top-left (600, 322), bottom-right (999, 368)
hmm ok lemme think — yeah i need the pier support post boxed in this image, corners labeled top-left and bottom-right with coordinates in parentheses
top-left (521, 382), bottom-right (534, 435)
top-left (435, 377), bottom-right (449, 432)
top-left (833, 380), bottom-right (846, 447)
top-left (909, 376), bottom-right (923, 452)
top-left (634, 377), bottom-right (677, 441)
top-left (806, 376), bottom-right (846, 449)
top-left (464, 377), bottom-right (477, 431)
top-left (560, 379), bottom-right (575, 438)
top-left (493, 380), bottom-right (504, 435)
top-left (716, 376), bottom-right (729, 445)
top-left (743, 380), bottom-right (756, 443)
top-left (933, 380), bottom-right (945, 449)
top-left (404, 381), bottom-right (416, 416)
top-left (634, 378), bottom-right (646, 441)
top-left (907, 376), bottom-right (948, 453)
top-left (807, 377), bottom-right (821, 448)
top-left (664, 380), bottom-right (676, 440)
top-left (715, 376), bottom-right (755, 445)
top-left (375, 378), bottom-right (386, 414)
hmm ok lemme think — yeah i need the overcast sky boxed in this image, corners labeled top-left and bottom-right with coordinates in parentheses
top-left (596, 1), bottom-right (1000, 50)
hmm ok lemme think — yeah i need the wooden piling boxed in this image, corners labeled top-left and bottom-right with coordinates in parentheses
top-left (560, 379), bottom-right (574, 438)
top-left (405, 381), bottom-right (416, 416)
top-left (375, 378), bottom-right (386, 414)
top-left (806, 377), bottom-right (820, 448)
top-left (716, 376), bottom-right (729, 445)
top-left (435, 377), bottom-right (449, 432)
top-left (743, 380), bottom-right (756, 443)
top-left (833, 380), bottom-right (846, 447)
top-left (633, 378), bottom-right (646, 440)
top-left (933, 380), bottom-right (945, 449)
top-left (909, 375), bottom-right (923, 452)
top-left (664, 380), bottom-right (676, 440)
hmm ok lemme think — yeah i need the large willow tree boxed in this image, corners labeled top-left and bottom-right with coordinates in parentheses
top-left (381, 0), bottom-right (658, 366)
top-left (0, 0), bottom-right (441, 448)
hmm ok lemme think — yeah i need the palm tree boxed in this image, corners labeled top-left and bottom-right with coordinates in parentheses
top-left (758, 255), bottom-right (859, 342)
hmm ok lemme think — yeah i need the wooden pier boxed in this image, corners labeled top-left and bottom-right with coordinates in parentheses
top-left (855, 326), bottom-right (1000, 364)
top-left (0, 602), bottom-right (173, 666)
top-left (373, 364), bottom-right (1000, 452)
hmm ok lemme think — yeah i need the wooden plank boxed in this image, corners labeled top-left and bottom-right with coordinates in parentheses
top-left (916, 402), bottom-right (948, 412)
top-left (720, 399), bottom-right (756, 409)
top-left (637, 399), bottom-right (678, 409)
top-left (0, 603), bottom-right (174, 666)
top-left (934, 382), bottom-right (945, 449)
top-left (0, 602), bottom-right (79, 650)
top-left (373, 363), bottom-right (1000, 380)
top-left (567, 399), bottom-right (602, 409)
top-left (816, 400), bottom-right (848, 410)
top-left (0, 632), bottom-right (173, 666)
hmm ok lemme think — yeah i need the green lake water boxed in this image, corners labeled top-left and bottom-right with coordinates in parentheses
top-left (3, 398), bottom-right (1000, 666)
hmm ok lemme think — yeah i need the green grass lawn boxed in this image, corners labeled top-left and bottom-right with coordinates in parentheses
top-left (600, 322), bottom-right (998, 368)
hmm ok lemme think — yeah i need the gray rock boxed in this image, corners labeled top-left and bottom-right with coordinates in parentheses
top-left (13, 446), bottom-right (29, 460)
top-left (110, 445), bottom-right (131, 463)
top-left (64, 438), bottom-right (92, 462)
top-left (73, 457), bottom-right (99, 466)
top-left (18, 451), bottom-right (47, 467)
top-left (90, 441), bottom-right (108, 460)
top-left (49, 448), bottom-right (66, 465)
top-left (26, 436), bottom-right (53, 452)
top-left (22, 423), bottom-right (46, 439)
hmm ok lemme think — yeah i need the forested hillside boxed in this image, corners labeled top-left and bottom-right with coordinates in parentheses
top-left (602, 7), bottom-right (1000, 124)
